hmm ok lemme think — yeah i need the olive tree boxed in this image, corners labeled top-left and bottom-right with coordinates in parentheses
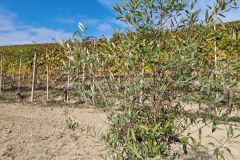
top-left (63, 0), bottom-right (239, 159)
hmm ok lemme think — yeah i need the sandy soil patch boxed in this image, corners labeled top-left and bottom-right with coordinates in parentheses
top-left (0, 102), bottom-right (240, 160)
top-left (0, 103), bottom-right (108, 160)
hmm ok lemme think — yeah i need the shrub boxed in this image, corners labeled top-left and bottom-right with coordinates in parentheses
top-left (62, 0), bottom-right (240, 159)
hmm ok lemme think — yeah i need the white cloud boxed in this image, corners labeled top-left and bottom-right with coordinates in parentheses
top-left (0, 29), bottom-right (71, 46)
top-left (0, 8), bottom-right (72, 46)
top-left (0, 8), bottom-right (17, 32)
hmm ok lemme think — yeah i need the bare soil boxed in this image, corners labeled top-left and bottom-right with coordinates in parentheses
top-left (0, 103), bottom-right (109, 160)
top-left (0, 102), bottom-right (240, 160)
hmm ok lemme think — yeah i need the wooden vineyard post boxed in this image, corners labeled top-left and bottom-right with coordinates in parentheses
top-left (46, 49), bottom-right (49, 101)
top-left (82, 64), bottom-right (85, 87)
top-left (63, 61), bottom-right (70, 103)
top-left (0, 54), bottom-right (2, 94)
top-left (214, 25), bottom-right (219, 104)
top-left (67, 59), bottom-right (70, 103)
top-left (214, 25), bottom-right (217, 68)
top-left (140, 60), bottom-right (144, 105)
top-left (18, 55), bottom-right (22, 90)
top-left (31, 52), bottom-right (37, 102)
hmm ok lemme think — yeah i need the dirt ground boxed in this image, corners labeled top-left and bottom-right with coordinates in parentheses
top-left (0, 102), bottom-right (240, 160)
top-left (0, 103), bottom-right (109, 160)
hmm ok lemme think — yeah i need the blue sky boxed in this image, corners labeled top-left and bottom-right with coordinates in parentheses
top-left (0, 0), bottom-right (239, 46)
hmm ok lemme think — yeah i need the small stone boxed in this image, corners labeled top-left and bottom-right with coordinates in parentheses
top-left (7, 130), bottom-right (12, 134)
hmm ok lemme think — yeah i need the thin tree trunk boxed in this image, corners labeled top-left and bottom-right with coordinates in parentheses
top-left (31, 52), bottom-right (37, 102)
top-left (18, 56), bottom-right (22, 90)
top-left (77, 67), bottom-right (80, 79)
top-left (214, 25), bottom-right (219, 104)
top-left (159, 0), bottom-right (164, 46)
top-left (82, 64), bottom-right (86, 83)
